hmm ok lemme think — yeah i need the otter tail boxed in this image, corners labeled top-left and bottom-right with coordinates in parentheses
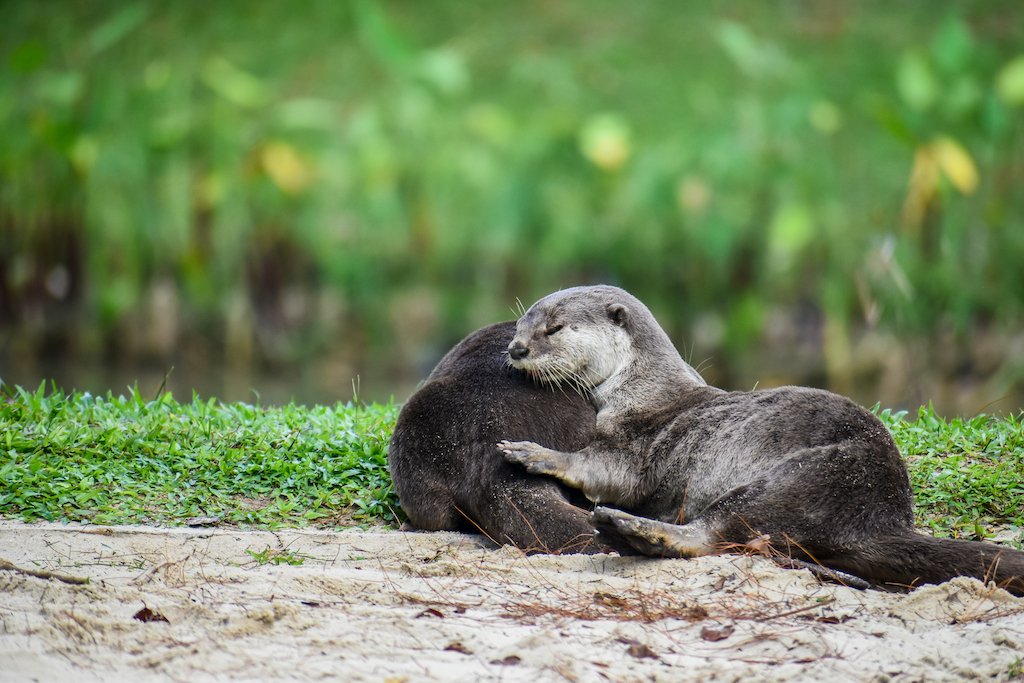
top-left (828, 532), bottom-right (1024, 596)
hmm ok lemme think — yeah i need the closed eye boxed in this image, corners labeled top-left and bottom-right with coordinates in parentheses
top-left (545, 324), bottom-right (563, 336)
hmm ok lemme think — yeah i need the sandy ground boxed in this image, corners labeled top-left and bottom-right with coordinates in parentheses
top-left (1, 520), bottom-right (1023, 682)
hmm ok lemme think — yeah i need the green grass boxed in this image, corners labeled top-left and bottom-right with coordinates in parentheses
top-left (0, 382), bottom-right (399, 528)
top-left (1, 384), bottom-right (1022, 548)
top-left (879, 405), bottom-right (1024, 544)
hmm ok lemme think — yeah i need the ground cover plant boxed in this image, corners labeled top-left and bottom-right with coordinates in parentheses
top-left (879, 406), bottom-right (1024, 544)
top-left (1, 383), bottom-right (1022, 550)
top-left (0, 382), bottom-right (399, 528)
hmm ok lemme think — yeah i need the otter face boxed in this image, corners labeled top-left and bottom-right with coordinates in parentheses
top-left (507, 288), bottom-right (633, 392)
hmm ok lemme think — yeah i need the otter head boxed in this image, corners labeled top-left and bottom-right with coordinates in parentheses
top-left (507, 286), bottom-right (635, 392)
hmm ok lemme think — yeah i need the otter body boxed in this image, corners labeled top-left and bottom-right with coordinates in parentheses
top-left (388, 321), bottom-right (599, 554)
top-left (500, 285), bottom-right (1024, 594)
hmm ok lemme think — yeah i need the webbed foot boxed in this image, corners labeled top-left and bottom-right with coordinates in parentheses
top-left (592, 507), bottom-right (709, 559)
top-left (498, 440), bottom-right (560, 476)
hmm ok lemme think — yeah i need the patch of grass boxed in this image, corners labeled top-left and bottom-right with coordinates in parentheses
top-left (2, 383), bottom-right (1022, 544)
top-left (1007, 656), bottom-right (1024, 681)
top-left (879, 405), bottom-right (1024, 542)
top-left (245, 546), bottom-right (311, 566)
top-left (0, 382), bottom-right (399, 528)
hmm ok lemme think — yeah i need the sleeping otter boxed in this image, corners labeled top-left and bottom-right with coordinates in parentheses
top-left (499, 285), bottom-right (1024, 595)
top-left (388, 320), bottom-right (599, 554)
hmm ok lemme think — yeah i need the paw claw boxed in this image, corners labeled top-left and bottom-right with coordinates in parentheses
top-left (499, 440), bottom-right (559, 476)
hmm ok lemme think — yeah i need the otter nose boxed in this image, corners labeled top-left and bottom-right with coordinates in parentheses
top-left (508, 341), bottom-right (529, 361)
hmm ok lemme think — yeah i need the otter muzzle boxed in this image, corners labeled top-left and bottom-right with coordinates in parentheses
top-left (508, 341), bottom-right (529, 361)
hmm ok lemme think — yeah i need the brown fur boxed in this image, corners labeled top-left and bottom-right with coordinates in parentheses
top-left (388, 321), bottom-right (599, 554)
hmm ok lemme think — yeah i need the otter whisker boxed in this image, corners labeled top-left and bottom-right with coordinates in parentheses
top-left (542, 358), bottom-right (590, 397)
top-left (552, 365), bottom-right (589, 398)
top-left (694, 357), bottom-right (714, 377)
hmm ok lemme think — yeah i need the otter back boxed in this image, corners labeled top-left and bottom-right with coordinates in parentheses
top-left (388, 320), bottom-right (599, 554)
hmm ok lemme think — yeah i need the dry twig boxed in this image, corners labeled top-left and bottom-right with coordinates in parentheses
top-left (0, 557), bottom-right (90, 585)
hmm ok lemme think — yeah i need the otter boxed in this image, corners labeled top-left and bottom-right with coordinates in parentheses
top-left (388, 320), bottom-right (600, 554)
top-left (499, 285), bottom-right (1024, 595)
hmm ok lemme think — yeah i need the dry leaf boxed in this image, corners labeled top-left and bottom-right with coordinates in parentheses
top-left (700, 623), bottom-right (735, 641)
top-left (626, 643), bottom-right (659, 660)
top-left (185, 516), bottom-right (220, 527)
top-left (744, 534), bottom-right (772, 556)
top-left (133, 607), bottom-right (169, 623)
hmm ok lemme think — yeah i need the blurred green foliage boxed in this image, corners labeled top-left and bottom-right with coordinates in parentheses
top-left (1, 1), bottom-right (1023, 404)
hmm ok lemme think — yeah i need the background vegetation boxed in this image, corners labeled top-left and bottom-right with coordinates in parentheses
top-left (2, 1), bottom-right (1024, 414)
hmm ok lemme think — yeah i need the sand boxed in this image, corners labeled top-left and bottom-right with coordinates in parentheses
top-left (1, 519), bottom-right (1023, 682)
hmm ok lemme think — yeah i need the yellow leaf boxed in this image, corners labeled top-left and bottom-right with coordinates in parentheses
top-left (901, 145), bottom-right (939, 233)
top-left (579, 114), bottom-right (631, 171)
top-left (260, 142), bottom-right (313, 194)
top-left (932, 136), bottom-right (979, 195)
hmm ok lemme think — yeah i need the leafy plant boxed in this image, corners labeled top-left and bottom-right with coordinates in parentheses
top-left (245, 545), bottom-right (310, 566)
top-left (878, 405), bottom-right (1024, 541)
top-left (1007, 656), bottom-right (1024, 681)
top-left (0, 382), bottom-right (400, 528)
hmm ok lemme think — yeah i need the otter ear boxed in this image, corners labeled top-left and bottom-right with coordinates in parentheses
top-left (607, 303), bottom-right (629, 327)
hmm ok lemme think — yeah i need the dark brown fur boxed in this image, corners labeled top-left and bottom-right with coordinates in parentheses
top-left (501, 285), bottom-right (1024, 595)
top-left (388, 321), bottom-right (599, 554)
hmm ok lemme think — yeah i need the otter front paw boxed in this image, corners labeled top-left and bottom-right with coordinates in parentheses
top-left (498, 440), bottom-right (560, 476)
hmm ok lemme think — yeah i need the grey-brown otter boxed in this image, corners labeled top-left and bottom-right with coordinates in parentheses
top-left (388, 320), bottom-right (600, 554)
top-left (500, 285), bottom-right (1024, 595)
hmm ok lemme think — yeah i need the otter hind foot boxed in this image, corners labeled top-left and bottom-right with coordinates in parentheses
top-left (592, 507), bottom-right (712, 559)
